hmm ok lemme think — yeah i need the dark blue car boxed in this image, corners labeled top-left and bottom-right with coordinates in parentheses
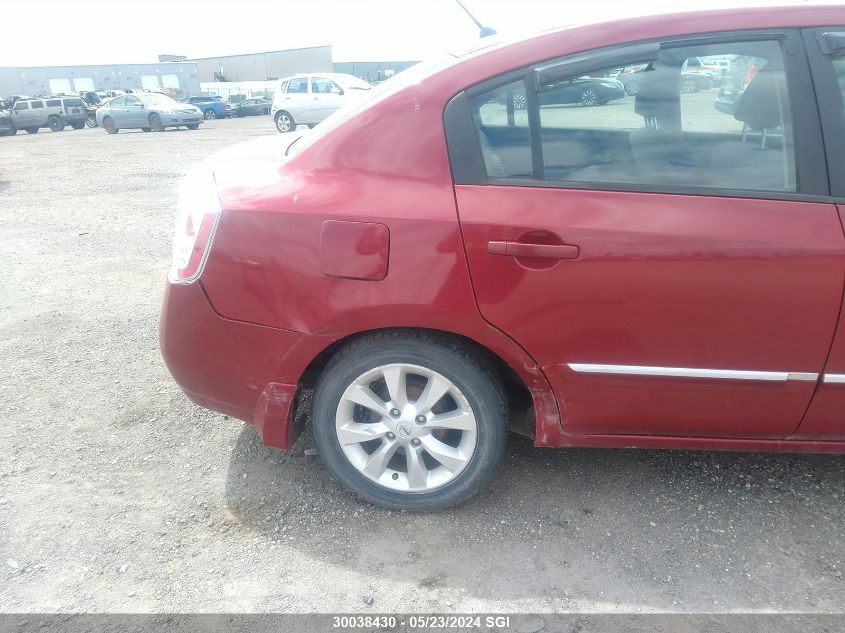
top-left (179, 96), bottom-right (232, 120)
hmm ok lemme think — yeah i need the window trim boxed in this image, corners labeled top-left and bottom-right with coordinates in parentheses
top-left (444, 28), bottom-right (830, 201)
top-left (803, 27), bottom-right (845, 198)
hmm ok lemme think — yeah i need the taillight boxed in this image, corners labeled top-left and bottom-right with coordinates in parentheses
top-left (169, 169), bottom-right (222, 284)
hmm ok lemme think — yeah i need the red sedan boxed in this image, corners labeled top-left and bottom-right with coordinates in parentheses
top-left (161, 5), bottom-right (845, 510)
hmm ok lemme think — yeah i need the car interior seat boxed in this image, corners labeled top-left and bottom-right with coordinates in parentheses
top-left (477, 127), bottom-right (508, 178)
top-left (709, 66), bottom-right (792, 190)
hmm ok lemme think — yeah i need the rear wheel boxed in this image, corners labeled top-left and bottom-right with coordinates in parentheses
top-left (5, 124), bottom-right (17, 136)
top-left (141, 127), bottom-right (152, 132)
top-left (274, 110), bottom-right (295, 133)
top-left (86, 114), bottom-right (97, 128)
top-left (312, 332), bottom-right (507, 511)
top-left (25, 127), bottom-right (38, 134)
top-left (103, 117), bottom-right (118, 134)
top-left (625, 80), bottom-right (640, 96)
top-left (71, 122), bottom-right (85, 130)
top-left (186, 123), bottom-right (199, 130)
top-left (149, 114), bottom-right (164, 132)
top-left (48, 116), bottom-right (64, 132)
top-left (203, 108), bottom-right (216, 120)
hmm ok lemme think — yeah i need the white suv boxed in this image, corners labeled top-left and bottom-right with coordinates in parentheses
top-left (10, 96), bottom-right (88, 133)
top-left (271, 73), bottom-right (372, 133)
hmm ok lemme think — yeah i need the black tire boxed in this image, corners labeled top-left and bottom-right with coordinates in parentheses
top-left (186, 123), bottom-right (199, 130)
top-left (274, 110), bottom-right (295, 133)
top-left (70, 122), bottom-right (85, 130)
top-left (5, 124), bottom-right (17, 136)
top-left (149, 114), bottom-right (164, 132)
top-left (625, 80), bottom-right (640, 96)
top-left (25, 127), bottom-right (38, 134)
top-left (203, 108), bottom-right (216, 120)
top-left (48, 116), bottom-right (64, 132)
top-left (103, 117), bottom-right (118, 134)
top-left (86, 114), bottom-right (97, 128)
top-left (311, 331), bottom-right (507, 511)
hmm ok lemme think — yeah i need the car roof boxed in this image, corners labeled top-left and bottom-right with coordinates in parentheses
top-left (413, 4), bottom-right (845, 95)
top-left (281, 72), bottom-right (365, 82)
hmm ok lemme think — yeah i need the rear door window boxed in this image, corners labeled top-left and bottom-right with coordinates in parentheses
top-left (468, 38), bottom-right (796, 192)
top-left (30, 101), bottom-right (44, 109)
top-left (46, 99), bottom-right (62, 107)
top-left (286, 78), bottom-right (308, 94)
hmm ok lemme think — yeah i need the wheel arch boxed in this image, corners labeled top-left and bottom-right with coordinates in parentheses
top-left (297, 326), bottom-right (561, 443)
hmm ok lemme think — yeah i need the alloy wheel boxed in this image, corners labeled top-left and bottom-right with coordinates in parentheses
top-left (580, 88), bottom-right (598, 106)
top-left (276, 114), bottom-right (293, 132)
top-left (334, 363), bottom-right (478, 493)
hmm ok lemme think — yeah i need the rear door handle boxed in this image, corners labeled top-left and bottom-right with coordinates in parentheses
top-left (487, 241), bottom-right (580, 259)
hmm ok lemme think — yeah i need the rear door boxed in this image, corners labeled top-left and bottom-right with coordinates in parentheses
top-left (793, 28), bottom-right (845, 440)
top-left (447, 30), bottom-right (845, 439)
top-left (107, 97), bottom-right (128, 125)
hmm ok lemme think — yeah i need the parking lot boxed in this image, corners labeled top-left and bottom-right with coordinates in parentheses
top-left (1, 116), bottom-right (843, 614)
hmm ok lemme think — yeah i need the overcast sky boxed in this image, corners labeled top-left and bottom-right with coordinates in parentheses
top-left (1, 0), bottom-right (835, 67)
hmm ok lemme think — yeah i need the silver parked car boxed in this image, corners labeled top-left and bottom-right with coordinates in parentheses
top-left (271, 73), bottom-right (372, 132)
top-left (96, 93), bottom-right (203, 134)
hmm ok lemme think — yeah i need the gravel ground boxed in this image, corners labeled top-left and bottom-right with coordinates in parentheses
top-left (0, 117), bottom-right (843, 614)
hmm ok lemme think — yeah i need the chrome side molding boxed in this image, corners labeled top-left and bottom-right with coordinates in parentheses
top-left (823, 374), bottom-right (845, 384)
top-left (567, 363), bottom-right (820, 382)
